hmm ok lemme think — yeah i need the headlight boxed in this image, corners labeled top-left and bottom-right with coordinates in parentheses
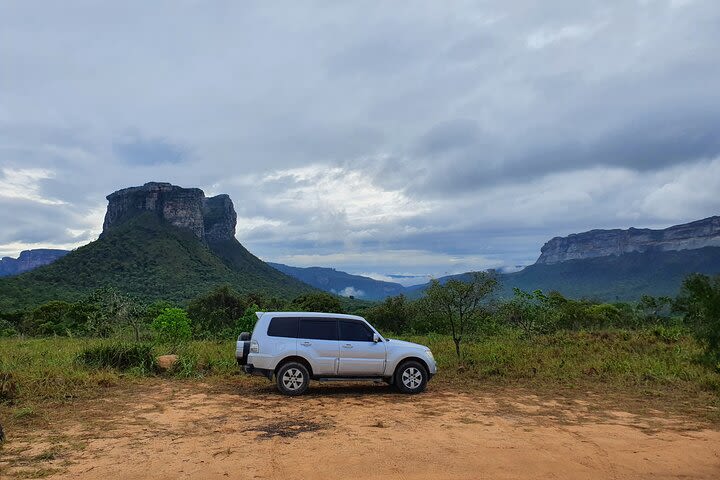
top-left (425, 349), bottom-right (434, 360)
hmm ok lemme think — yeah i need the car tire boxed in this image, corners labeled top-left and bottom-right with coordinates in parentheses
top-left (394, 360), bottom-right (428, 394)
top-left (276, 362), bottom-right (310, 396)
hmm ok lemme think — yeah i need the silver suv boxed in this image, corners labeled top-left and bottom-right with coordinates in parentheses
top-left (236, 312), bottom-right (437, 395)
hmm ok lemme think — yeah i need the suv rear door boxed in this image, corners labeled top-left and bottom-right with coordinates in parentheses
top-left (338, 319), bottom-right (386, 376)
top-left (297, 318), bottom-right (339, 376)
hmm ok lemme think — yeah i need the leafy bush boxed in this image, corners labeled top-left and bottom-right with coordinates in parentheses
top-left (22, 300), bottom-right (88, 336)
top-left (151, 308), bottom-right (192, 344)
top-left (365, 295), bottom-right (413, 334)
top-left (288, 292), bottom-right (343, 313)
top-left (187, 286), bottom-right (248, 336)
top-left (652, 325), bottom-right (684, 343)
top-left (498, 289), bottom-right (558, 336)
top-left (0, 318), bottom-right (17, 337)
top-left (77, 343), bottom-right (155, 371)
top-left (676, 274), bottom-right (720, 363)
top-left (236, 304), bottom-right (260, 334)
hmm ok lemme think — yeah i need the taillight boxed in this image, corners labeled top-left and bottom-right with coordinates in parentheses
top-left (250, 340), bottom-right (259, 353)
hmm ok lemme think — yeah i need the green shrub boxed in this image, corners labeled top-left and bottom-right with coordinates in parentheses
top-left (365, 295), bottom-right (414, 334)
top-left (151, 308), bottom-right (192, 344)
top-left (77, 343), bottom-right (155, 371)
top-left (288, 292), bottom-right (343, 313)
top-left (0, 318), bottom-right (17, 337)
top-left (652, 325), bottom-right (684, 343)
top-left (187, 286), bottom-right (248, 336)
top-left (677, 274), bottom-right (720, 363)
top-left (235, 304), bottom-right (260, 334)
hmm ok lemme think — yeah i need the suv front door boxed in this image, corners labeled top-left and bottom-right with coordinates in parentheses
top-left (297, 318), bottom-right (339, 376)
top-left (338, 319), bottom-right (386, 376)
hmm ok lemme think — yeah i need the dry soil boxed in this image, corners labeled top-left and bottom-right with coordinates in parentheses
top-left (1, 380), bottom-right (719, 479)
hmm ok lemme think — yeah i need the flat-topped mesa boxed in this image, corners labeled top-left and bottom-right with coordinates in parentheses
top-left (102, 182), bottom-right (237, 242)
top-left (536, 215), bottom-right (720, 265)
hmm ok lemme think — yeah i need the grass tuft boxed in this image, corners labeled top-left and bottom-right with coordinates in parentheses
top-left (77, 343), bottom-right (155, 372)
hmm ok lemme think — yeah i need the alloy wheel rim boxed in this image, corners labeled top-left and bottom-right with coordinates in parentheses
top-left (402, 367), bottom-right (422, 389)
top-left (282, 368), bottom-right (304, 390)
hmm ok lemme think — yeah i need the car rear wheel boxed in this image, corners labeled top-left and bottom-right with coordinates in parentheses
top-left (395, 360), bottom-right (428, 394)
top-left (276, 362), bottom-right (310, 396)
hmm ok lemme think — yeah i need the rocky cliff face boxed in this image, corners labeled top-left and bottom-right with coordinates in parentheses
top-left (0, 249), bottom-right (69, 276)
top-left (536, 216), bottom-right (720, 264)
top-left (102, 182), bottom-right (237, 242)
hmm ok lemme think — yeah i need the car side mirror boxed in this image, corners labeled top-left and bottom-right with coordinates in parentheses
top-left (373, 333), bottom-right (381, 343)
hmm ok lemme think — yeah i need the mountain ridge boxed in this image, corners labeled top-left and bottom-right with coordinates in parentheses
top-left (3, 209), bottom-right (720, 304)
top-left (537, 215), bottom-right (720, 264)
top-left (0, 249), bottom-right (69, 277)
top-left (268, 263), bottom-right (406, 300)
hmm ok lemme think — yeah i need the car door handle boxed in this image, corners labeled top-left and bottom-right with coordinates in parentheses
top-left (342, 344), bottom-right (353, 349)
top-left (301, 341), bottom-right (312, 346)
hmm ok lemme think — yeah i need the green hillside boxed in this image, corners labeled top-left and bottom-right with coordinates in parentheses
top-left (405, 247), bottom-right (720, 301)
top-left (0, 214), bottom-right (312, 310)
top-left (503, 247), bottom-right (720, 301)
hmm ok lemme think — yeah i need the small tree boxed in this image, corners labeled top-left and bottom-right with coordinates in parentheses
top-left (152, 308), bottom-right (192, 345)
top-left (365, 295), bottom-right (412, 333)
top-left (421, 272), bottom-right (499, 359)
top-left (187, 286), bottom-right (248, 336)
top-left (501, 289), bottom-right (559, 336)
top-left (676, 274), bottom-right (720, 364)
top-left (83, 288), bottom-right (141, 338)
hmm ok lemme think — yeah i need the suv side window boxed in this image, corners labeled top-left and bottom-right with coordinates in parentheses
top-left (267, 317), bottom-right (299, 338)
top-left (339, 320), bottom-right (374, 342)
top-left (298, 318), bottom-right (338, 341)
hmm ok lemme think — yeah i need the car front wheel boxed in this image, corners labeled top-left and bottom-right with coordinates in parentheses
top-left (276, 362), bottom-right (310, 396)
top-left (395, 360), bottom-right (428, 394)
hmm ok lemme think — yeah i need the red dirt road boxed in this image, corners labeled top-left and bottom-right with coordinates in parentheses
top-left (2, 381), bottom-right (719, 479)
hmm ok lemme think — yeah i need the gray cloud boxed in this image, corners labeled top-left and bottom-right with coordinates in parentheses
top-left (113, 136), bottom-right (186, 166)
top-left (1, 0), bottom-right (720, 279)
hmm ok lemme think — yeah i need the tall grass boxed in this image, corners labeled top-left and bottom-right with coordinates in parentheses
top-left (1, 328), bottom-right (718, 402)
top-left (406, 328), bottom-right (720, 393)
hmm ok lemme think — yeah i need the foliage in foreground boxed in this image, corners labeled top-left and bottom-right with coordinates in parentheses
top-left (2, 272), bottom-right (720, 373)
top-left (676, 274), bottom-right (720, 365)
top-left (77, 343), bottom-right (155, 372)
top-left (1, 329), bottom-right (719, 404)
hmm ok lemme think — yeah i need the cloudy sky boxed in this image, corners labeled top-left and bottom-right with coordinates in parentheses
top-left (2, 1), bottom-right (719, 285)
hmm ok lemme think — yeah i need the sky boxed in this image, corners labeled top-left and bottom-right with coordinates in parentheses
top-left (1, 0), bottom-right (720, 286)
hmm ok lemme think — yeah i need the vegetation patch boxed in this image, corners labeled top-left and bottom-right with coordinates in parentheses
top-left (77, 343), bottom-right (155, 372)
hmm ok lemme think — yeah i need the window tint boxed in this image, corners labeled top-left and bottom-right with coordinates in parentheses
top-left (267, 317), bottom-right (299, 338)
top-left (339, 320), bottom-right (374, 342)
top-left (298, 318), bottom-right (338, 340)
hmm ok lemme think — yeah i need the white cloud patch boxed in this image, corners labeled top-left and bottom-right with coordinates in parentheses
top-left (261, 165), bottom-right (431, 227)
top-left (0, 168), bottom-right (65, 205)
top-left (526, 23), bottom-right (603, 49)
top-left (334, 286), bottom-right (365, 298)
top-left (235, 216), bottom-right (286, 237)
top-left (359, 272), bottom-right (433, 287)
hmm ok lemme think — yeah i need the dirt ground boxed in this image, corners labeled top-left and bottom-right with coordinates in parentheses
top-left (1, 380), bottom-right (720, 479)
